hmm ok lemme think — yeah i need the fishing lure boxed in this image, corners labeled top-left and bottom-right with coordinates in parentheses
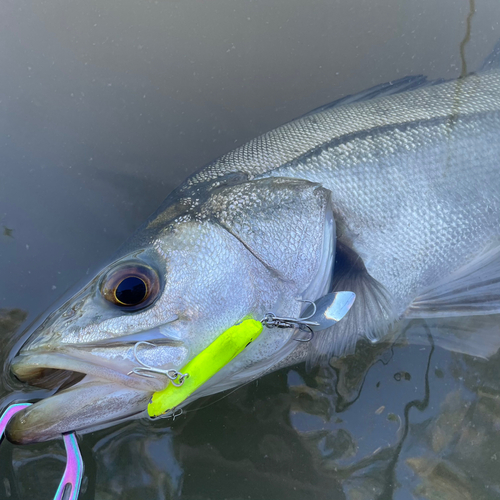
top-left (147, 291), bottom-right (356, 417)
top-left (148, 318), bottom-right (264, 417)
top-left (0, 290), bottom-right (355, 497)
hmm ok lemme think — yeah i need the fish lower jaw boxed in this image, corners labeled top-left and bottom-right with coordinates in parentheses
top-left (5, 352), bottom-right (165, 443)
top-left (5, 375), bottom-right (152, 444)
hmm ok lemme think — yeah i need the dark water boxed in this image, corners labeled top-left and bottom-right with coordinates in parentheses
top-left (1, 0), bottom-right (500, 498)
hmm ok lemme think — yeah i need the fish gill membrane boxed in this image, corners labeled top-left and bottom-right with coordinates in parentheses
top-left (4, 50), bottom-right (500, 443)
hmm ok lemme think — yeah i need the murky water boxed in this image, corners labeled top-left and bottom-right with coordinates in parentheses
top-left (1, 0), bottom-right (500, 498)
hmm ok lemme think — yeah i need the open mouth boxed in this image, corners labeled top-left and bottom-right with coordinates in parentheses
top-left (5, 346), bottom-right (177, 444)
top-left (14, 364), bottom-right (86, 393)
top-left (11, 348), bottom-right (166, 390)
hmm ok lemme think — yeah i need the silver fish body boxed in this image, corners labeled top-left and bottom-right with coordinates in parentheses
top-left (6, 69), bottom-right (500, 443)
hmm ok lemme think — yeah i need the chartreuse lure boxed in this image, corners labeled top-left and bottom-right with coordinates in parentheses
top-left (0, 291), bottom-right (355, 500)
top-left (148, 318), bottom-right (263, 417)
top-left (148, 292), bottom-right (357, 418)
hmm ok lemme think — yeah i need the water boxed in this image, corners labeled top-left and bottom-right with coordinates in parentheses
top-left (1, 0), bottom-right (500, 498)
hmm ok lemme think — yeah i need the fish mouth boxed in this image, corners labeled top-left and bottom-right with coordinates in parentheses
top-left (6, 348), bottom-right (170, 444)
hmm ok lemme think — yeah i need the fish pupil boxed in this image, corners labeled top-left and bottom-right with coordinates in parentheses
top-left (115, 277), bottom-right (147, 305)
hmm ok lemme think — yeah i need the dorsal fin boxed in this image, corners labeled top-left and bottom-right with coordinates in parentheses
top-left (299, 75), bottom-right (440, 120)
top-left (481, 39), bottom-right (500, 71)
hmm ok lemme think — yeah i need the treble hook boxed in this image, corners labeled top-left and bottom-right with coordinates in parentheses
top-left (293, 299), bottom-right (316, 342)
top-left (260, 299), bottom-right (318, 342)
top-left (262, 291), bottom-right (356, 342)
top-left (148, 406), bottom-right (183, 421)
top-left (127, 341), bottom-right (189, 387)
top-left (298, 299), bottom-right (317, 320)
top-left (294, 325), bottom-right (315, 343)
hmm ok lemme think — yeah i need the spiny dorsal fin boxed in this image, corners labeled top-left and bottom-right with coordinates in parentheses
top-left (299, 75), bottom-right (438, 120)
top-left (481, 39), bottom-right (500, 71)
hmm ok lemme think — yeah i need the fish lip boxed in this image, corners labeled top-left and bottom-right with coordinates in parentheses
top-left (12, 323), bottom-right (188, 393)
top-left (5, 377), bottom-right (152, 444)
top-left (11, 348), bottom-right (165, 393)
top-left (6, 350), bottom-right (161, 443)
top-left (7, 346), bottom-right (168, 444)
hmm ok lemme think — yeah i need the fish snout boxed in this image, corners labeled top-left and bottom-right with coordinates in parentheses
top-left (5, 380), bottom-right (152, 444)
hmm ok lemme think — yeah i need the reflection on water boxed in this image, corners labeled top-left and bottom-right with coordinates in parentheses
top-left (0, 309), bottom-right (27, 390)
top-left (3, 315), bottom-right (500, 499)
top-left (0, 310), bottom-right (27, 341)
top-left (1, 0), bottom-right (500, 497)
top-left (91, 425), bottom-right (183, 500)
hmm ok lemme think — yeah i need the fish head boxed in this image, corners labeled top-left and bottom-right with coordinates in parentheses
top-left (7, 177), bottom-right (335, 443)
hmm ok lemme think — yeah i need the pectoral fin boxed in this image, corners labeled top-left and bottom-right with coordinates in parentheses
top-left (307, 243), bottom-right (396, 366)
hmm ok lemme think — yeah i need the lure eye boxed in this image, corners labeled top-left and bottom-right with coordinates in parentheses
top-left (101, 263), bottom-right (160, 311)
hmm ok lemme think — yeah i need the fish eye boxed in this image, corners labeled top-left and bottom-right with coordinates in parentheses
top-left (101, 263), bottom-right (160, 311)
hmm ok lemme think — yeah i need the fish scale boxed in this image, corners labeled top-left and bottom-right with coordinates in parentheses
top-left (149, 75), bottom-right (500, 361)
top-left (261, 102), bottom-right (500, 315)
top-left (184, 72), bottom-right (500, 187)
top-left (7, 67), bottom-right (500, 442)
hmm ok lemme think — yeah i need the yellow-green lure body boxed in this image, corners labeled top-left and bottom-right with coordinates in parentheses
top-left (148, 319), bottom-right (263, 417)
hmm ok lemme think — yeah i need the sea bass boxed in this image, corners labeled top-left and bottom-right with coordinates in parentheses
top-left (6, 66), bottom-right (500, 443)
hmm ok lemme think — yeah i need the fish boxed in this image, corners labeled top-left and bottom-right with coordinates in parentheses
top-left (5, 55), bottom-right (500, 444)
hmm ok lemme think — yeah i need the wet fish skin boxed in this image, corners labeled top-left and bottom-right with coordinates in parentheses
top-left (7, 69), bottom-right (500, 442)
top-left (166, 70), bottom-right (500, 360)
top-left (8, 177), bottom-right (334, 442)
